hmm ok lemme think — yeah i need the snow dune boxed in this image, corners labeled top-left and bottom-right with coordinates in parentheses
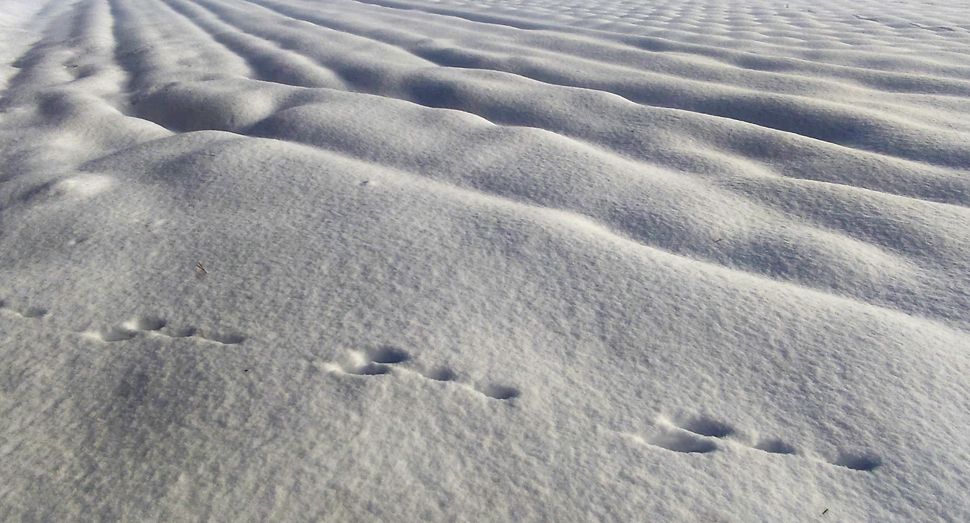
top-left (1, 0), bottom-right (969, 520)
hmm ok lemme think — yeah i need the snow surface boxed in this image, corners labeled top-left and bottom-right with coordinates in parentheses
top-left (1, 0), bottom-right (969, 520)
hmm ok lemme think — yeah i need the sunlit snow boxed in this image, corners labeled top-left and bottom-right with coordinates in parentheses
top-left (2, 0), bottom-right (969, 521)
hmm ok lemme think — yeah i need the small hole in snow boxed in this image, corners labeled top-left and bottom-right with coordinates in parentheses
top-left (369, 346), bottom-right (409, 364)
top-left (835, 453), bottom-right (882, 471)
top-left (479, 384), bottom-right (520, 400)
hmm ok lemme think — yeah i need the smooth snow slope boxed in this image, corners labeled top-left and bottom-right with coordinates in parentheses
top-left (1, 0), bottom-right (969, 521)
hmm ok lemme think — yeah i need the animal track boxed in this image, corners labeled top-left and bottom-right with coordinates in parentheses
top-left (648, 427), bottom-right (719, 454)
top-left (95, 325), bottom-right (139, 342)
top-left (2, 294), bottom-right (878, 470)
top-left (169, 326), bottom-right (198, 338)
top-left (675, 414), bottom-right (736, 438)
top-left (200, 331), bottom-right (246, 345)
top-left (21, 307), bottom-right (49, 318)
top-left (369, 346), bottom-right (410, 364)
top-left (353, 364), bottom-right (391, 376)
top-left (476, 383), bottom-right (521, 400)
top-left (127, 316), bottom-right (167, 331)
top-left (326, 347), bottom-right (519, 401)
top-left (327, 347), bottom-right (404, 376)
top-left (85, 315), bottom-right (245, 345)
top-left (632, 412), bottom-right (880, 472)
top-left (3, 300), bottom-right (246, 347)
top-left (423, 366), bottom-right (458, 382)
top-left (0, 299), bottom-right (48, 319)
top-left (834, 452), bottom-right (883, 471)
top-left (755, 438), bottom-right (797, 455)
top-left (640, 415), bottom-right (733, 454)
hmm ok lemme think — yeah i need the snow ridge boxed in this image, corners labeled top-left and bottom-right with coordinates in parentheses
top-left (1, 0), bottom-right (969, 521)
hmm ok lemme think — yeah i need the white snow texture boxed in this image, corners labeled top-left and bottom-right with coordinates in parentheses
top-left (1, 0), bottom-right (969, 521)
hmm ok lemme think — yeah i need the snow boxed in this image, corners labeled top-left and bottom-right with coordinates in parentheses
top-left (1, 0), bottom-right (969, 520)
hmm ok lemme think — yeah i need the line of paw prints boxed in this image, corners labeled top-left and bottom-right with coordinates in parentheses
top-left (0, 299), bottom-right (48, 319)
top-left (1, 298), bottom-right (246, 346)
top-left (324, 346), bottom-right (521, 401)
top-left (625, 414), bottom-right (882, 472)
top-left (82, 315), bottom-right (245, 345)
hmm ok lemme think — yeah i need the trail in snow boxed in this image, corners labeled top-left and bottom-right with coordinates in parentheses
top-left (1, 0), bottom-right (969, 521)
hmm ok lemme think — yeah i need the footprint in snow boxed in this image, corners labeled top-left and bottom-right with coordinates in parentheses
top-left (644, 414), bottom-right (735, 454)
top-left (84, 315), bottom-right (245, 345)
top-left (475, 383), bottom-right (521, 400)
top-left (326, 346), bottom-right (520, 401)
top-left (754, 438), bottom-right (797, 455)
top-left (675, 414), bottom-right (736, 438)
top-left (636, 412), bottom-right (879, 471)
top-left (647, 427), bottom-right (719, 454)
top-left (834, 452), bottom-right (883, 471)
top-left (331, 346), bottom-right (411, 376)
top-left (0, 299), bottom-right (48, 319)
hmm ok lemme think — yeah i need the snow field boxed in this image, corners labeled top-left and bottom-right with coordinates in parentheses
top-left (1, 0), bottom-right (969, 521)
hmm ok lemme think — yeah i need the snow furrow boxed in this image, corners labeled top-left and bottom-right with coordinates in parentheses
top-left (215, 0), bottom-right (970, 208)
top-left (3, 0), bottom-right (970, 521)
top-left (0, 0), bottom-right (169, 175)
top-left (248, 0), bottom-right (970, 171)
top-left (40, 0), bottom-right (964, 330)
top-left (159, 0), bottom-right (346, 89)
top-left (109, 0), bottom-right (254, 92)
